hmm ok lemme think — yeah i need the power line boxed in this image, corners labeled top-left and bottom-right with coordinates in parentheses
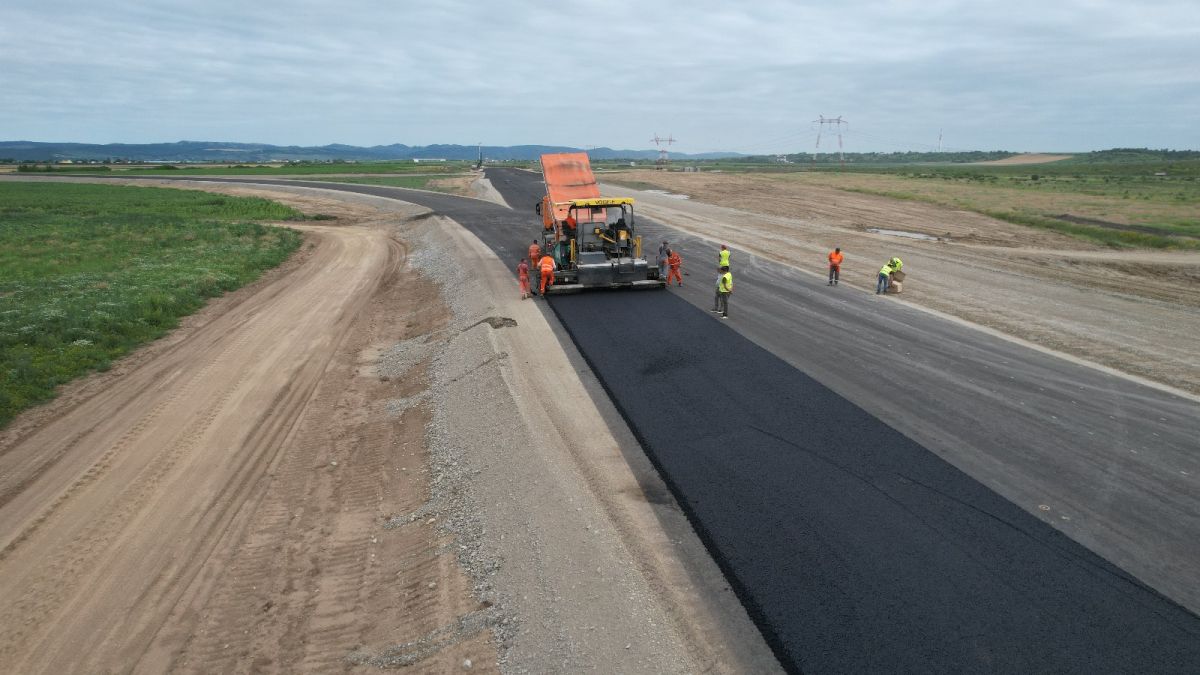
top-left (812, 115), bottom-right (848, 168)
top-left (650, 134), bottom-right (676, 166)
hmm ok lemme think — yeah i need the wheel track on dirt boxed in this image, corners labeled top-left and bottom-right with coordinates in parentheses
top-left (151, 234), bottom-right (404, 672)
top-left (0, 258), bottom-right (316, 505)
top-left (0, 359), bottom-right (255, 664)
top-left (0, 326), bottom-right (257, 561)
top-left (0, 224), bottom-right (413, 673)
top-left (149, 234), bottom-right (437, 672)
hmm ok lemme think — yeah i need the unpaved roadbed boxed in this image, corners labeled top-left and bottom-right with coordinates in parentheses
top-left (0, 180), bottom-right (773, 673)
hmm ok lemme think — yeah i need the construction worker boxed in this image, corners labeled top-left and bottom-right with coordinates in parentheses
top-left (712, 265), bottom-right (733, 318)
top-left (517, 258), bottom-right (530, 299)
top-left (889, 257), bottom-right (903, 273)
top-left (526, 240), bottom-right (542, 295)
top-left (827, 247), bottom-right (843, 286)
top-left (528, 239), bottom-right (541, 271)
top-left (538, 252), bottom-right (556, 296)
top-left (657, 240), bottom-right (669, 278)
top-left (877, 261), bottom-right (895, 295)
top-left (718, 244), bottom-right (731, 269)
top-left (666, 249), bottom-right (683, 287)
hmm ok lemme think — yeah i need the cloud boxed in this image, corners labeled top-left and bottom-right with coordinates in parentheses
top-left (1, 0), bottom-right (1197, 151)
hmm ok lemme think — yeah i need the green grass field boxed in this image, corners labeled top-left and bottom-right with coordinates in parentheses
top-left (0, 182), bottom-right (305, 427)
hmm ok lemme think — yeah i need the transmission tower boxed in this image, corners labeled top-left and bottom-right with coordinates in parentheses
top-left (812, 116), bottom-right (848, 168)
top-left (651, 134), bottom-right (676, 168)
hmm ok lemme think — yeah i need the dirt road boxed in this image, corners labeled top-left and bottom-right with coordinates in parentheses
top-left (0, 179), bottom-right (774, 673)
top-left (0, 197), bottom-right (495, 672)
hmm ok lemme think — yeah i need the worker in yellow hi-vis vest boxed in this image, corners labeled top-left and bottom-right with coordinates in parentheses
top-left (877, 262), bottom-right (895, 294)
top-left (718, 244), bottom-right (731, 270)
top-left (712, 266), bottom-right (733, 318)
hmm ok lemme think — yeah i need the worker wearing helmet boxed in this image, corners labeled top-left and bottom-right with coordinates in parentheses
top-left (538, 253), bottom-right (556, 296)
top-left (889, 257), bottom-right (903, 272)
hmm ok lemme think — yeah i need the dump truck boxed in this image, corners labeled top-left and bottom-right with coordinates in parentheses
top-left (534, 152), bottom-right (664, 294)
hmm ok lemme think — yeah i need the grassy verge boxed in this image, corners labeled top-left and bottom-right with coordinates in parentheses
top-left (0, 182), bottom-right (305, 427)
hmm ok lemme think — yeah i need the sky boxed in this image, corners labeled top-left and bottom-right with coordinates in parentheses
top-left (2, 0), bottom-right (1198, 154)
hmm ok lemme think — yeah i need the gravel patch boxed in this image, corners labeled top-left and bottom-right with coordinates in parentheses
top-left (375, 209), bottom-right (707, 673)
top-left (385, 215), bottom-right (521, 666)
top-left (376, 336), bottom-right (438, 380)
top-left (382, 393), bottom-right (427, 418)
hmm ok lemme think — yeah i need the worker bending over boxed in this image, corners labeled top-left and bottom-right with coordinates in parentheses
top-left (666, 249), bottom-right (683, 287)
top-left (827, 247), bottom-right (843, 286)
top-left (538, 253), bottom-right (556, 296)
top-left (718, 244), bottom-right (731, 270)
top-left (712, 265), bottom-right (733, 318)
top-left (877, 260), bottom-right (896, 294)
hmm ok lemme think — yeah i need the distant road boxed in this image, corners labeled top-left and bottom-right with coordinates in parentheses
top-left (26, 172), bottom-right (1200, 673)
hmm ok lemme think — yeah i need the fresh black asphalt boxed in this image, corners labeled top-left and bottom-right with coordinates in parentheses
top-left (66, 173), bottom-right (1200, 672)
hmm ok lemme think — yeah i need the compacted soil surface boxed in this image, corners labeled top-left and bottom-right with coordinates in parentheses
top-left (0, 180), bottom-right (772, 674)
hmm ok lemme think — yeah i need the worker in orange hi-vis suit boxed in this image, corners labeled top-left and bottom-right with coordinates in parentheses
top-left (538, 253), bottom-right (556, 296)
top-left (527, 240), bottom-right (542, 294)
top-left (517, 258), bottom-right (531, 299)
top-left (665, 249), bottom-right (683, 287)
top-left (827, 247), bottom-right (844, 286)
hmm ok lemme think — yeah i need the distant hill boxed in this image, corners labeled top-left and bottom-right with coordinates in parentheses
top-left (0, 140), bottom-right (742, 162)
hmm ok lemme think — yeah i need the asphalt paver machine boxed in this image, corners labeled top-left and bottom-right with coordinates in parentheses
top-left (535, 152), bottom-right (664, 294)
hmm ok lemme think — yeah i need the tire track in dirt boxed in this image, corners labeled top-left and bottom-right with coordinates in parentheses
top-left (0, 246), bottom-right (320, 514)
top-left (0, 325), bottom-right (257, 560)
top-left (0, 207), bottom-right (494, 673)
top-left (156, 232), bottom-right (491, 673)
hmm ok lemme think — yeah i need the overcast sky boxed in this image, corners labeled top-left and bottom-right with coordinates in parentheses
top-left (2, 0), bottom-right (1197, 153)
